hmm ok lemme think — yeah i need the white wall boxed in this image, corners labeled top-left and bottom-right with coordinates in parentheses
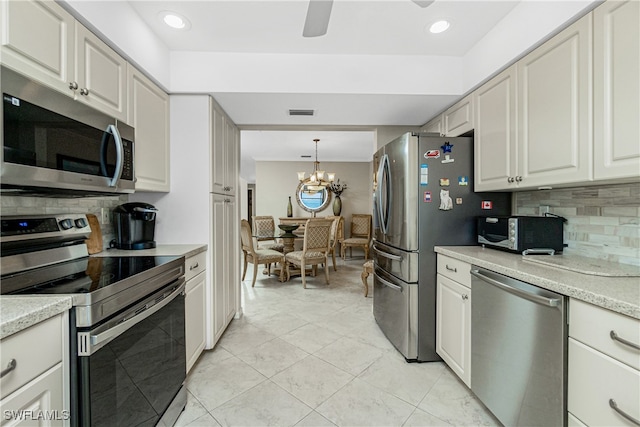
top-left (255, 161), bottom-right (372, 236)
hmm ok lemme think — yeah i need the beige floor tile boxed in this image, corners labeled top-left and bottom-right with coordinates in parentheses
top-left (402, 408), bottom-right (453, 426)
top-left (271, 355), bottom-right (354, 408)
top-left (217, 322), bottom-right (277, 356)
top-left (316, 377), bottom-right (415, 427)
top-left (314, 335), bottom-right (385, 376)
top-left (210, 380), bottom-right (312, 427)
top-left (280, 323), bottom-right (342, 354)
top-left (294, 411), bottom-right (337, 427)
top-left (183, 413), bottom-right (222, 426)
top-left (174, 390), bottom-right (208, 427)
top-left (236, 337), bottom-right (309, 378)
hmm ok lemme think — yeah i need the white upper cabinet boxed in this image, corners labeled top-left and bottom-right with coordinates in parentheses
top-left (444, 95), bottom-right (474, 137)
top-left (74, 24), bottom-right (128, 122)
top-left (1, 0), bottom-right (74, 90)
top-left (517, 14), bottom-right (593, 189)
top-left (593, 0), bottom-right (640, 181)
top-left (1, 0), bottom-right (127, 122)
top-left (128, 66), bottom-right (170, 192)
top-left (421, 114), bottom-right (444, 136)
top-left (210, 99), bottom-right (238, 196)
top-left (474, 65), bottom-right (518, 191)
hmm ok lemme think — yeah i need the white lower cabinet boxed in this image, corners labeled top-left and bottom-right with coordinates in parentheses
top-left (568, 299), bottom-right (640, 426)
top-left (436, 255), bottom-right (471, 387)
top-left (0, 313), bottom-right (69, 426)
top-left (185, 251), bottom-right (207, 374)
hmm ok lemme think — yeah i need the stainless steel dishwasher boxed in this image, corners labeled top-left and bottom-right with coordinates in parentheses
top-left (470, 267), bottom-right (567, 427)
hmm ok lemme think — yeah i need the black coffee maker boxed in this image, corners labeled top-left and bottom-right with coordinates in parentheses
top-left (112, 202), bottom-right (158, 250)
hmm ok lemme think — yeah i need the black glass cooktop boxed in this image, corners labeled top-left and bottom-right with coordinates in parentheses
top-left (1, 256), bottom-right (180, 296)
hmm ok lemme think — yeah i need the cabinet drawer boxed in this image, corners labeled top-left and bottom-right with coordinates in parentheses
top-left (185, 251), bottom-right (207, 281)
top-left (569, 338), bottom-right (640, 426)
top-left (436, 254), bottom-right (471, 287)
top-left (0, 315), bottom-right (63, 397)
top-left (570, 299), bottom-right (640, 370)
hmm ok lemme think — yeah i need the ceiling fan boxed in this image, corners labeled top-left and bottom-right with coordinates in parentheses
top-left (303, 0), bottom-right (434, 37)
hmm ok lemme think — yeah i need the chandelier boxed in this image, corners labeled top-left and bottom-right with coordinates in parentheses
top-left (297, 139), bottom-right (335, 193)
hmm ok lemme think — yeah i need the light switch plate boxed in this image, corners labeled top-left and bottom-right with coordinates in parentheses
top-left (101, 207), bottom-right (110, 225)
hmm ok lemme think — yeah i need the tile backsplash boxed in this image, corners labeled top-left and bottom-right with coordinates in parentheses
top-left (1, 194), bottom-right (128, 250)
top-left (515, 182), bottom-right (640, 266)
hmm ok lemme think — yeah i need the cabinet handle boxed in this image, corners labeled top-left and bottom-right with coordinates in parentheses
top-left (609, 399), bottom-right (640, 426)
top-left (507, 177), bottom-right (515, 183)
top-left (515, 176), bottom-right (523, 182)
top-left (80, 88), bottom-right (90, 96)
top-left (610, 330), bottom-right (640, 351)
top-left (0, 359), bottom-right (17, 378)
top-left (69, 81), bottom-right (78, 90)
top-left (446, 265), bottom-right (457, 273)
top-left (190, 262), bottom-right (199, 270)
top-left (461, 294), bottom-right (469, 301)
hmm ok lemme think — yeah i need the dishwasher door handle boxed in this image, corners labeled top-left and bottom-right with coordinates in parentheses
top-left (470, 269), bottom-right (560, 307)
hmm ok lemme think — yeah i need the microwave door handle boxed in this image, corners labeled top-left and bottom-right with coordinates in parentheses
top-left (108, 124), bottom-right (124, 187)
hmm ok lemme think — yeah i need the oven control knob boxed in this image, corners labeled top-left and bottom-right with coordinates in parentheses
top-left (59, 219), bottom-right (74, 230)
top-left (75, 218), bottom-right (88, 228)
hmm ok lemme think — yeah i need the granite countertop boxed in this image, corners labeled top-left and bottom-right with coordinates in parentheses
top-left (0, 296), bottom-right (72, 340)
top-left (92, 244), bottom-right (207, 259)
top-left (1, 244), bottom-right (208, 340)
top-left (435, 246), bottom-right (640, 319)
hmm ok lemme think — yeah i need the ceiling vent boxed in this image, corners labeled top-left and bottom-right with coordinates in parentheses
top-left (288, 109), bottom-right (315, 117)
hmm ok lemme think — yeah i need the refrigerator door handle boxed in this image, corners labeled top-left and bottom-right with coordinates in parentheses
top-left (376, 154), bottom-right (391, 235)
top-left (373, 245), bottom-right (402, 261)
top-left (375, 272), bottom-right (403, 292)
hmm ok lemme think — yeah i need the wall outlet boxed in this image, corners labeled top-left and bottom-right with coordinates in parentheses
top-left (101, 207), bottom-right (111, 225)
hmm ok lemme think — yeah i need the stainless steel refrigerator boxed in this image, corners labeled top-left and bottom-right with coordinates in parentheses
top-left (372, 132), bottom-right (511, 362)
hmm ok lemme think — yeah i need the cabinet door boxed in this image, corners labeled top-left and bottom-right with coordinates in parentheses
top-left (211, 193), bottom-right (227, 343)
top-left (224, 196), bottom-right (238, 323)
top-left (474, 65), bottom-right (518, 191)
top-left (444, 95), bottom-right (474, 137)
top-left (593, 0), bottom-right (640, 181)
top-left (128, 66), bottom-right (170, 192)
top-left (0, 364), bottom-right (66, 427)
top-left (211, 106), bottom-right (226, 194)
top-left (436, 273), bottom-right (471, 387)
top-left (0, 0), bottom-right (74, 94)
top-left (75, 23), bottom-right (127, 122)
top-left (421, 115), bottom-right (444, 136)
top-left (185, 271), bottom-right (206, 373)
top-left (517, 15), bottom-right (593, 189)
top-left (224, 119), bottom-right (238, 195)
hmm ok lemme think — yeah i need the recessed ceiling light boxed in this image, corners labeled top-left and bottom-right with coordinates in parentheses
top-left (160, 11), bottom-right (190, 30)
top-left (429, 20), bottom-right (450, 34)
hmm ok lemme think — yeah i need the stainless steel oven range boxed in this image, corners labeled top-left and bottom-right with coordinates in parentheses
top-left (1, 214), bottom-right (187, 426)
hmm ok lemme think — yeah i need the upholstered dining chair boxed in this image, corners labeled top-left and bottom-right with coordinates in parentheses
top-left (341, 214), bottom-right (372, 259)
top-left (240, 219), bottom-right (285, 287)
top-left (252, 216), bottom-right (284, 252)
top-left (285, 219), bottom-right (333, 288)
top-left (326, 216), bottom-right (343, 271)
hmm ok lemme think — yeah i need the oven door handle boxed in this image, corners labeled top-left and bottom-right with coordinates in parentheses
top-left (78, 280), bottom-right (185, 356)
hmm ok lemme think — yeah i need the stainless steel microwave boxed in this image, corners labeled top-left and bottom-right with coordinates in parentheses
top-left (1, 67), bottom-right (135, 195)
top-left (477, 216), bottom-right (565, 253)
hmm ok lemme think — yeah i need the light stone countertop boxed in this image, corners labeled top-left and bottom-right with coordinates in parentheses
top-left (435, 246), bottom-right (640, 319)
top-left (1, 244), bottom-right (207, 340)
top-left (0, 296), bottom-right (72, 340)
top-left (91, 244), bottom-right (207, 259)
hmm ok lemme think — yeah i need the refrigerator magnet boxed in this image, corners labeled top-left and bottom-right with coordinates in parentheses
top-left (441, 154), bottom-right (454, 164)
top-left (482, 201), bottom-right (493, 210)
top-left (441, 141), bottom-right (453, 153)
top-left (456, 197), bottom-right (463, 205)
top-left (424, 191), bottom-right (432, 202)
top-left (439, 178), bottom-right (450, 186)
top-left (424, 150), bottom-right (440, 160)
top-left (420, 164), bottom-right (428, 186)
top-left (439, 189), bottom-right (453, 210)
top-left (458, 176), bottom-right (469, 186)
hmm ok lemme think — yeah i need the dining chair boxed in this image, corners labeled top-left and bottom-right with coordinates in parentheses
top-left (326, 216), bottom-right (343, 271)
top-left (252, 216), bottom-right (284, 252)
top-left (240, 219), bottom-right (285, 287)
top-left (285, 219), bottom-right (333, 288)
top-left (341, 214), bottom-right (372, 259)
